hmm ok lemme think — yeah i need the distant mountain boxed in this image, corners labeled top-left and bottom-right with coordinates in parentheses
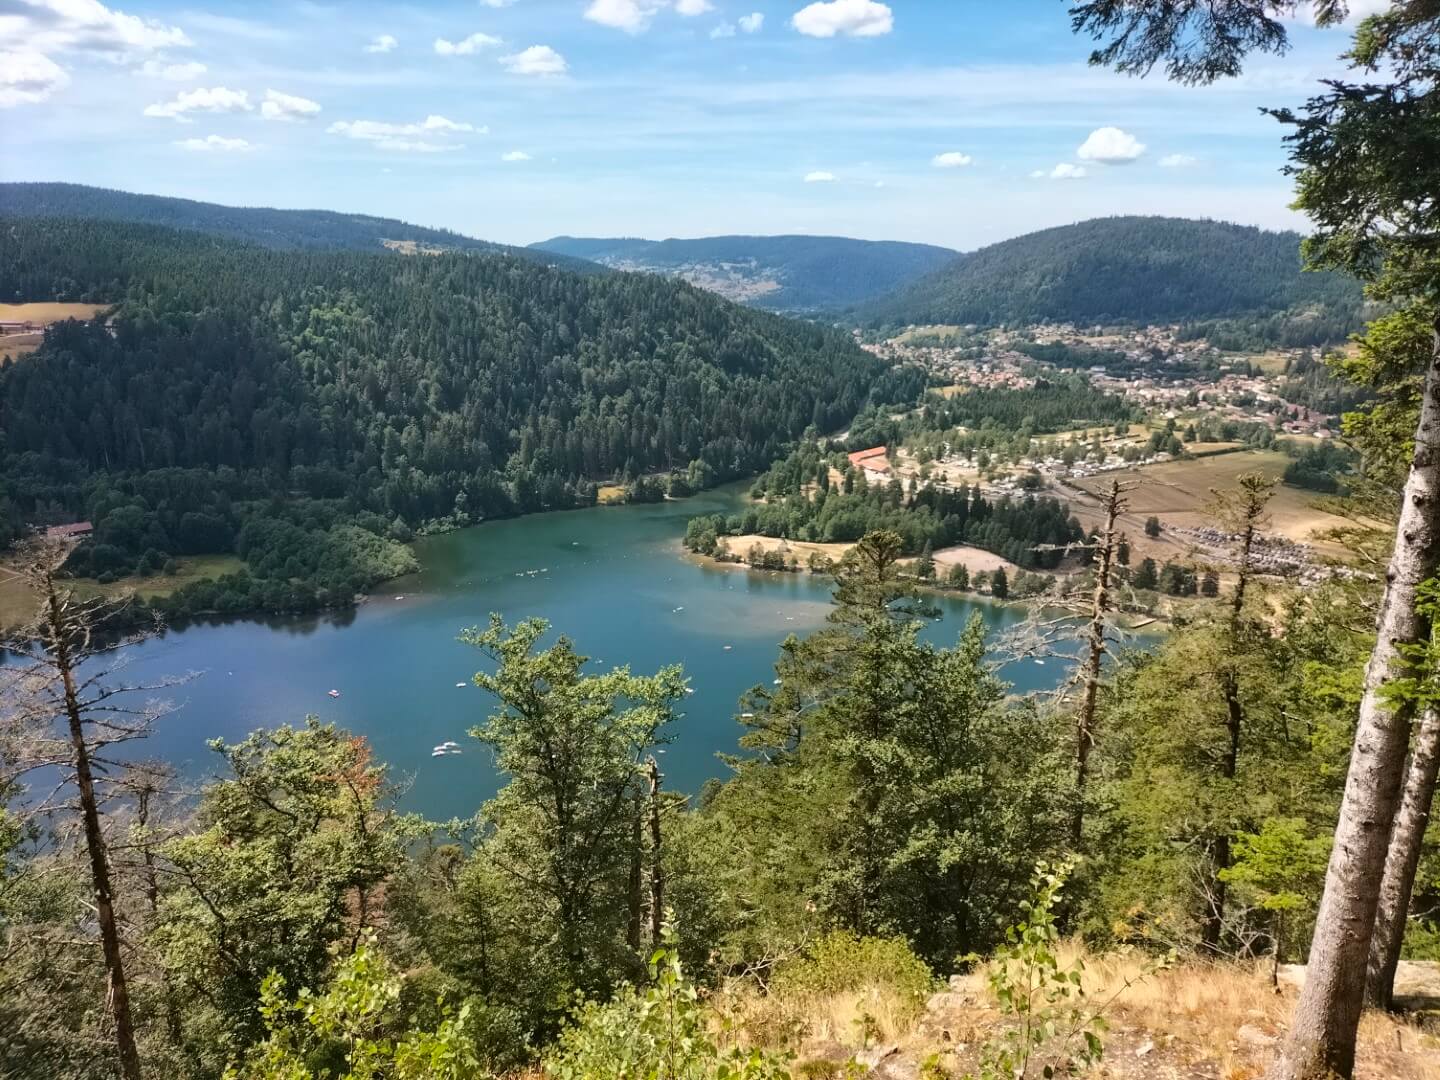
top-left (854, 216), bottom-right (1365, 339)
top-left (529, 234), bottom-right (958, 311)
top-left (0, 182), bottom-right (589, 269)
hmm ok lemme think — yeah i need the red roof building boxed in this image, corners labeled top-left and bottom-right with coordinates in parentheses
top-left (846, 446), bottom-right (892, 474)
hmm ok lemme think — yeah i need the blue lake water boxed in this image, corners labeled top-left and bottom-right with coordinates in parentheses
top-left (42, 485), bottom-right (1082, 821)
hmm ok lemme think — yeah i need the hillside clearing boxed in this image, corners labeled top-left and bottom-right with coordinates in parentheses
top-left (0, 302), bottom-right (110, 323)
top-left (0, 554), bottom-right (245, 628)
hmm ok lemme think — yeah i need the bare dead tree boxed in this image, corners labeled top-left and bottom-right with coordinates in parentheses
top-left (1198, 471), bottom-right (1277, 951)
top-left (0, 539), bottom-right (185, 1080)
top-left (645, 756), bottom-right (664, 950)
top-left (997, 479), bottom-right (1137, 850)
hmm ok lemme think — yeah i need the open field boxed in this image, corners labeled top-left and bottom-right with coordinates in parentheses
top-left (719, 534), bottom-right (851, 564)
top-left (0, 554), bottom-right (245, 628)
top-left (0, 302), bottom-right (110, 323)
top-left (1064, 450), bottom-right (1359, 562)
top-left (0, 333), bottom-right (43, 363)
top-left (929, 544), bottom-right (1020, 575)
top-left (893, 324), bottom-right (968, 345)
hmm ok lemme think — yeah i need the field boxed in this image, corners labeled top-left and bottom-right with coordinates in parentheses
top-left (0, 302), bottom-right (110, 323)
top-left (1064, 450), bottom-right (1358, 562)
top-left (0, 554), bottom-right (245, 629)
top-left (0, 302), bottom-right (110, 365)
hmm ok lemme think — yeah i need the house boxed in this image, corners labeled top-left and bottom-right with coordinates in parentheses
top-left (847, 445), bottom-right (893, 483)
top-left (45, 521), bottom-right (94, 540)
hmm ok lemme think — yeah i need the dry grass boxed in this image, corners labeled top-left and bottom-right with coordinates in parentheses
top-left (0, 332), bottom-right (43, 363)
top-left (712, 975), bottom-right (929, 1057)
top-left (0, 554), bottom-right (245, 629)
top-left (0, 302), bottom-right (110, 323)
top-left (1065, 449), bottom-right (1362, 561)
top-left (722, 534), bottom-right (852, 563)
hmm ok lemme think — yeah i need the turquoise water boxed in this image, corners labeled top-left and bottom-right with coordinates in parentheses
top-left (56, 486), bottom-right (1077, 821)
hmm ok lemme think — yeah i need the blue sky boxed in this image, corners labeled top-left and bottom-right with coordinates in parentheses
top-left (0, 0), bottom-right (1377, 250)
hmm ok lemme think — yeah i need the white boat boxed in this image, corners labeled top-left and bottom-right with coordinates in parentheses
top-left (442, 741), bottom-right (459, 748)
top-left (327, 689), bottom-right (341, 698)
top-left (431, 749), bottom-right (446, 757)
top-left (455, 681), bottom-right (467, 688)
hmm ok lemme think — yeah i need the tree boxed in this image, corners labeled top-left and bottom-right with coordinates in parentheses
top-left (1072, 479), bottom-right (1129, 847)
top-left (948, 562), bottom-right (971, 590)
top-left (0, 540), bottom-right (177, 1080)
top-left (1200, 472), bottom-right (1277, 949)
top-left (1133, 557), bottom-right (1158, 591)
top-left (157, 719), bottom-right (415, 1065)
top-left (1220, 819), bottom-right (1332, 988)
top-left (1265, 6), bottom-right (1440, 1072)
top-left (1200, 570), bottom-right (1220, 597)
top-left (1143, 515), bottom-right (1161, 538)
top-left (915, 541), bottom-right (936, 580)
top-left (990, 566), bottom-right (1009, 600)
top-left (461, 616), bottom-right (686, 1004)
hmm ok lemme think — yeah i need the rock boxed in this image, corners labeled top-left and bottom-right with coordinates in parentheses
top-left (856, 1045), bottom-right (900, 1068)
top-left (1237, 1024), bottom-right (1276, 1049)
top-left (1277, 960), bottom-right (1440, 1012)
top-left (1134, 1040), bottom-right (1154, 1057)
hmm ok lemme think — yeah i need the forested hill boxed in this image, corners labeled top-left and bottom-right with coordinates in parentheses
top-left (854, 216), bottom-right (1365, 343)
top-left (529, 233), bottom-right (957, 311)
top-left (0, 217), bottom-right (884, 611)
top-left (0, 182), bottom-right (587, 268)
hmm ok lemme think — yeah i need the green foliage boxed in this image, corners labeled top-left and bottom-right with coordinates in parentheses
top-left (155, 719), bottom-right (422, 1064)
top-left (0, 217), bottom-right (884, 614)
top-left (858, 217), bottom-right (1362, 341)
top-left (460, 616), bottom-right (686, 1014)
top-left (1220, 819), bottom-right (1331, 955)
top-left (773, 930), bottom-right (936, 1011)
top-left (546, 939), bottom-right (792, 1080)
top-left (225, 934), bottom-right (486, 1080)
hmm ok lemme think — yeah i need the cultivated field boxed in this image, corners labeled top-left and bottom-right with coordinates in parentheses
top-left (1064, 449), bottom-right (1358, 561)
top-left (0, 302), bottom-right (110, 323)
top-left (0, 302), bottom-right (110, 364)
top-left (0, 554), bottom-right (245, 629)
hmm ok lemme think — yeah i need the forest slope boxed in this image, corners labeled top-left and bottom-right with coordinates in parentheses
top-left (530, 233), bottom-right (958, 311)
top-left (0, 217), bottom-right (884, 613)
top-left (855, 216), bottom-right (1365, 343)
top-left (0, 182), bottom-right (588, 268)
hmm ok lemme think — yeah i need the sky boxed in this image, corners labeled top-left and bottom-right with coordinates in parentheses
top-left (0, 0), bottom-right (1384, 251)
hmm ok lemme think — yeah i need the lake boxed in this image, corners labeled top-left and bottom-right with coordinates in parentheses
top-left (48, 485), bottom-right (1082, 821)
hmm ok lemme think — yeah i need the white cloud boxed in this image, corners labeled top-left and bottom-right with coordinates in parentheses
top-left (260, 89), bottom-right (321, 121)
top-left (175, 134), bottom-right (253, 152)
top-left (327, 114), bottom-right (481, 152)
top-left (364, 34), bottom-right (398, 53)
top-left (584, 0), bottom-right (662, 32)
top-left (501, 149), bottom-right (531, 161)
top-left (1076, 126), bottom-right (1146, 164)
top-left (932, 151), bottom-right (972, 168)
top-left (12, 0), bottom-right (191, 57)
top-left (1158, 152), bottom-right (1199, 168)
top-left (328, 115), bottom-right (480, 141)
top-left (0, 48), bottom-right (70, 107)
top-left (1032, 162), bottom-right (1087, 180)
top-left (139, 59), bottom-right (207, 80)
top-left (435, 32), bottom-right (503, 55)
top-left (804, 170), bottom-right (836, 182)
top-left (738, 11), bottom-right (764, 32)
top-left (1, 0), bottom-right (192, 106)
top-left (144, 86), bottom-right (252, 121)
top-left (710, 22), bottom-right (735, 37)
top-left (792, 0), bottom-right (892, 38)
top-left (676, 0), bottom-right (713, 14)
top-left (375, 139), bottom-right (462, 153)
top-left (479, 0), bottom-right (516, 5)
top-left (500, 44), bottom-right (567, 75)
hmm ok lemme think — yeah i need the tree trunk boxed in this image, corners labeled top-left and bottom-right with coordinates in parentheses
top-left (1072, 480), bottom-right (1124, 849)
top-left (1270, 323), bottom-right (1440, 1080)
top-left (627, 790), bottom-right (643, 953)
top-left (46, 582), bottom-right (143, 1080)
top-left (646, 757), bottom-right (664, 949)
top-left (1367, 704), bottom-right (1440, 1009)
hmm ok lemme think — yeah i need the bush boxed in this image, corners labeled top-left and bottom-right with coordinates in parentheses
top-left (547, 940), bottom-right (791, 1080)
top-left (774, 931), bottom-right (936, 1009)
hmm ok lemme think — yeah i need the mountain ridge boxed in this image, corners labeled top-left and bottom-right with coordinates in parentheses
top-left (530, 233), bottom-right (958, 311)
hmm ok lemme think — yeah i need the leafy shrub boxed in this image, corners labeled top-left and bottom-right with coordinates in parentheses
top-left (547, 940), bottom-right (792, 1080)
